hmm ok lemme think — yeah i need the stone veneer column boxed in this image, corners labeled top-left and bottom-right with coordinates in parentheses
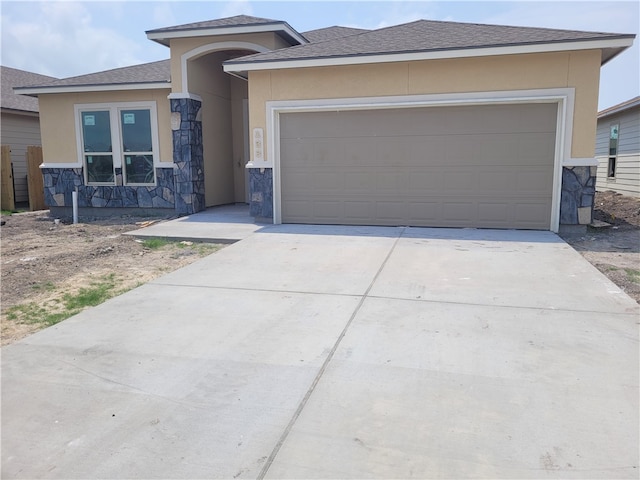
top-left (171, 97), bottom-right (205, 215)
top-left (560, 166), bottom-right (597, 226)
top-left (248, 168), bottom-right (273, 221)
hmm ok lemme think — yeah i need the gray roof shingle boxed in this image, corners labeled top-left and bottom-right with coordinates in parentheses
top-left (226, 19), bottom-right (634, 65)
top-left (14, 60), bottom-right (170, 91)
top-left (1, 66), bottom-right (57, 112)
top-left (146, 15), bottom-right (306, 46)
top-left (302, 26), bottom-right (370, 43)
top-left (146, 15), bottom-right (281, 34)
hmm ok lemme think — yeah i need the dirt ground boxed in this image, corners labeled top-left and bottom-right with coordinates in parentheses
top-left (1, 191), bottom-right (638, 347)
top-left (560, 190), bottom-right (640, 305)
top-left (1, 212), bottom-right (224, 346)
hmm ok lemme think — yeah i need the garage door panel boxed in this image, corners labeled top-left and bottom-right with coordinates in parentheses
top-left (407, 170), bottom-right (444, 191)
top-left (514, 168), bottom-right (553, 193)
top-left (518, 133), bottom-right (557, 163)
top-left (374, 201), bottom-right (407, 222)
top-left (408, 202), bottom-right (441, 223)
top-left (514, 201), bottom-right (552, 227)
top-left (280, 103), bottom-right (556, 229)
top-left (477, 202), bottom-right (510, 223)
top-left (312, 201), bottom-right (343, 220)
top-left (344, 201), bottom-right (372, 221)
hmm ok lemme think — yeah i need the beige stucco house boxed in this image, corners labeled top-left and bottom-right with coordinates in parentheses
top-left (1, 66), bottom-right (56, 205)
top-left (595, 96), bottom-right (640, 197)
top-left (16, 15), bottom-right (635, 231)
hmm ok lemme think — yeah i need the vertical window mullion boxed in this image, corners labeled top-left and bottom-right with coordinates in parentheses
top-left (111, 108), bottom-right (123, 169)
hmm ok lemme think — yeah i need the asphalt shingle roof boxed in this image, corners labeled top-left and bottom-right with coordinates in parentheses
top-left (1, 66), bottom-right (57, 112)
top-left (15, 60), bottom-right (171, 91)
top-left (227, 19), bottom-right (633, 65)
top-left (146, 15), bottom-right (282, 34)
top-left (302, 26), bottom-right (370, 43)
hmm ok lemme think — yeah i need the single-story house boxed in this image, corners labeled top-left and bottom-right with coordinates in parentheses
top-left (595, 96), bottom-right (640, 197)
top-left (1, 66), bottom-right (57, 205)
top-left (15, 15), bottom-right (635, 231)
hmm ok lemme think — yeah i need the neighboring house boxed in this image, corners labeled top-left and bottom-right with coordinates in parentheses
top-left (595, 96), bottom-right (640, 197)
top-left (1, 66), bottom-right (57, 205)
top-left (15, 15), bottom-right (635, 231)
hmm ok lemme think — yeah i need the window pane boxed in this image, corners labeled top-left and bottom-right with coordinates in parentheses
top-left (86, 155), bottom-right (114, 183)
top-left (124, 154), bottom-right (154, 184)
top-left (82, 111), bottom-right (111, 152)
top-left (121, 110), bottom-right (152, 152)
top-left (609, 124), bottom-right (619, 156)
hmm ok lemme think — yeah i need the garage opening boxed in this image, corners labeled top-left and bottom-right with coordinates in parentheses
top-left (279, 102), bottom-right (557, 230)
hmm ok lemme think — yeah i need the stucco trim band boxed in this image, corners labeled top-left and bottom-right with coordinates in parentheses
top-left (564, 157), bottom-right (599, 167)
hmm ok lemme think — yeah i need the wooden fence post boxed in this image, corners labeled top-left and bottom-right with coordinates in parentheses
top-left (26, 146), bottom-right (45, 211)
top-left (1, 145), bottom-right (15, 211)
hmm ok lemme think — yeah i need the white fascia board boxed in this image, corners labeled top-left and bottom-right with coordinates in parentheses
top-left (147, 23), bottom-right (308, 46)
top-left (224, 37), bottom-right (634, 73)
top-left (15, 83), bottom-right (171, 96)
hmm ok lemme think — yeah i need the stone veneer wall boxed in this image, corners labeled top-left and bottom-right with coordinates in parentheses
top-left (42, 167), bottom-right (175, 209)
top-left (171, 98), bottom-right (205, 215)
top-left (248, 166), bottom-right (596, 227)
top-left (249, 168), bottom-right (273, 219)
top-left (560, 166), bottom-right (596, 225)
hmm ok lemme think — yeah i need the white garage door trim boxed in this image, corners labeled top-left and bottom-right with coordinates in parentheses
top-left (266, 88), bottom-right (577, 232)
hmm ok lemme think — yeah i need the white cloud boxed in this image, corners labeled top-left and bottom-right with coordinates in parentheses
top-left (477, 1), bottom-right (639, 110)
top-left (345, 1), bottom-right (438, 30)
top-left (220, 0), bottom-right (254, 18)
top-left (479, 1), bottom-right (637, 33)
top-left (152, 2), bottom-right (177, 28)
top-left (1, 1), bottom-right (145, 78)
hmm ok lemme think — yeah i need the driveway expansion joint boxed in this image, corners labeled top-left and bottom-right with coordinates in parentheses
top-left (257, 227), bottom-right (406, 479)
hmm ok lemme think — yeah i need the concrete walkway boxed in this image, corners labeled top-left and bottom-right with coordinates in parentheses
top-left (123, 204), bottom-right (264, 243)
top-left (2, 225), bottom-right (638, 479)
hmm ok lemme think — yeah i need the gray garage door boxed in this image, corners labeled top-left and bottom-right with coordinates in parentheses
top-left (280, 103), bottom-right (557, 229)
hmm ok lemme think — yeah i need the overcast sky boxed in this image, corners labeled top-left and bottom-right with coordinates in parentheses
top-left (1, 0), bottom-right (637, 110)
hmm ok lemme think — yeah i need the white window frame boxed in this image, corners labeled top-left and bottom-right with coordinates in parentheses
top-left (75, 101), bottom-right (160, 186)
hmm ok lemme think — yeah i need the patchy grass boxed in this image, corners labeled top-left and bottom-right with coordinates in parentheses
top-left (624, 268), bottom-right (640, 284)
top-left (141, 238), bottom-right (221, 256)
top-left (193, 243), bottom-right (221, 256)
top-left (141, 238), bottom-right (171, 250)
top-left (31, 281), bottom-right (56, 292)
top-left (6, 274), bottom-right (130, 327)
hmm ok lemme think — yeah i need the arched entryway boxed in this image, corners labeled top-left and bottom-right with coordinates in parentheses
top-left (177, 43), bottom-right (266, 209)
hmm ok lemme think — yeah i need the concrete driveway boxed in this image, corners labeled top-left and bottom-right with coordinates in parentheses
top-left (2, 225), bottom-right (638, 479)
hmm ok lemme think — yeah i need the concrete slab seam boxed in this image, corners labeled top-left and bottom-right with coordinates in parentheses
top-left (147, 282), bottom-right (369, 299)
top-left (257, 227), bottom-right (407, 480)
top-left (365, 293), bottom-right (640, 316)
